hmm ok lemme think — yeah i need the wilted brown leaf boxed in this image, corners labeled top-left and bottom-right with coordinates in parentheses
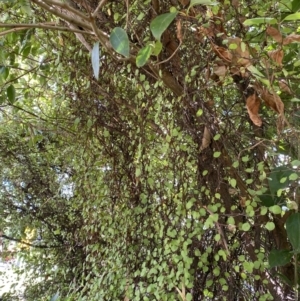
top-left (213, 65), bottom-right (227, 77)
top-left (266, 27), bottom-right (283, 43)
top-left (268, 49), bottom-right (284, 66)
top-left (179, 0), bottom-right (190, 6)
top-left (246, 94), bottom-right (262, 126)
top-left (176, 19), bottom-right (183, 42)
top-left (279, 79), bottom-right (292, 94)
top-left (283, 33), bottom-right (300, 45)
top-left (212, 44), bottom-right (232, 63)
top-left (200, 126), bottom-right (211, 151)
top-left (257, 86), bottom-right (284, 115)
top-left (231, 0), bottom-right (239, 8)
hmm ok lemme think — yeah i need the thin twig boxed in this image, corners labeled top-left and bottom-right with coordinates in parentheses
top-left (0, 23), bottom-right (94, 36)
top-left (92, 0), bottom-right (107, 18)
top-left (156, 42), bottom-right (182, 66)
top-left (125, 0), bottom-right (129, 30)
top-left (42, 0), bottom-right (89, 22)
top-left (1, 234), bottom-right (62, 249)
top-left (238, 139), bottom-right (266, 160)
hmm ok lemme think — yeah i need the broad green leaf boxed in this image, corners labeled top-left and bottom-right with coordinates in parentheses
top-left (0, 66), bottom-right (9, 80)
top-left (150, 12), bottom-right (178, 40)
top-left (152, 41), bottom-right (163, 56)
top-left (268, 166), bottom-right (294, 196)
top-left (259, 193), bottom-right (277, 207)
top-left (291, 160), bottom-right (300, 166)
top-left (91, 42), bottom-right (100, 80)
top-left (136, 45), bottom-right (152, 67)
top-left (268, 249), bottom-right (292, 268)
top-left (20, 0), bottom-right (33, 15)
top-left (110, 27), bottom-right (130, 57)
top-left (189, 0), bottom-right (218, 7)
top-left (286, 213), bottom-right (300, 252)
top-left (289, 173), bottom-right (298, 180)
top-left (246, 65), bottom-right (270, 87)
top-left (7, 84), bottom-right (16, 103)
top-left (283, 13), bottom-right (300, 21)
top-left (292, 0), bottom-right (300, 12)
top-left (243, 18), bottom-right (277, 26)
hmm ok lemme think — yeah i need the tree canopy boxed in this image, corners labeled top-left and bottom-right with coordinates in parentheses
top-left (1, 0), bottom-right (300, 300)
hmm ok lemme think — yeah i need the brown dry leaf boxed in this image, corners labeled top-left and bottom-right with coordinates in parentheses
top-left (231, 0), bottom-right (239, 8)
top-left (212, 44), bottom-right (232, 63)
top-left (258, 87), bottom-right (284, 115)
top-left (279, 79), bottom-right (292, 94)
top-left (179, 0), bottom-right (190, 6)
top-left (227, 37), bottom-right (251, 67)
top-left (176, 19), bottom-right (183, 42)
top-left (266, 27), bottom-right (283, 43)
top-left (268, 49), bottom-right (284, 66)
top-left (246, 94), bottom-right (262, 126)
top-left (240, 197), bottom-right (246, 207)
top-left (283, 33), bottom-right (300, 45)
top-left (200, 126), bottom-right (211, 151)
top-left (213, 65), bottom-right (227, 77)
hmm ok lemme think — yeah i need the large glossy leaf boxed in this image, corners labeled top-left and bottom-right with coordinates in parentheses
top-left (243, 18), bottom-right (277, 26)
top-left (246, 65), bottom-right (270, 87)
top-left (286, 213), bottom-right (300, 253)
top-left (283, 13), bottom-right (300, 21)
top-left (269, 249), bottom-right (293, 268)
top-left (136, 45), bottom-right (152, 67)
top-left (6, 84), bottom-right (16, 103)
top-left (0, 66), bottom-right (9, 81)
top-left (91, 42), bottom-right (100, 80)
top-left (268, 166), bottom-right (294, 196)
top-left (292, 0), bottom-right (300, 12)
top-left (109, 27), bottom-right (130, 58)
top-left (20, 0), bottom-right (33, 15)
top-left (150, 12), bottom-right (178, 40)
top-left (50, 291), bottom-right (60, 301)
top-left (258, 193), bottom-right (278, 207)
top-left (189, 0), bottom-right (218, 7)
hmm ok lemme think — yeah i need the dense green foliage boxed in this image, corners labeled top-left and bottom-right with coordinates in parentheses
top-left (1, 0), bottom-right (300, 300)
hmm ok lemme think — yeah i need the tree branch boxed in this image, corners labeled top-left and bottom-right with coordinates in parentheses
top-left (1, 234), bottom-right (62, 249)
top-left (0, 23), bottom-right (95, 35)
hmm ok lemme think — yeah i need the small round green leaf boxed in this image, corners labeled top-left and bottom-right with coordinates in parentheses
top-left (242, 222), bottom-right (251, 231)
top-left (289, 173), bottom-right (298, 181)
top-left (213, 151), bottom-right (221, 158)
top-left (265, 222), bottom-right (275, 231)
top-left (269, 205), bottom-right (282, 215)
